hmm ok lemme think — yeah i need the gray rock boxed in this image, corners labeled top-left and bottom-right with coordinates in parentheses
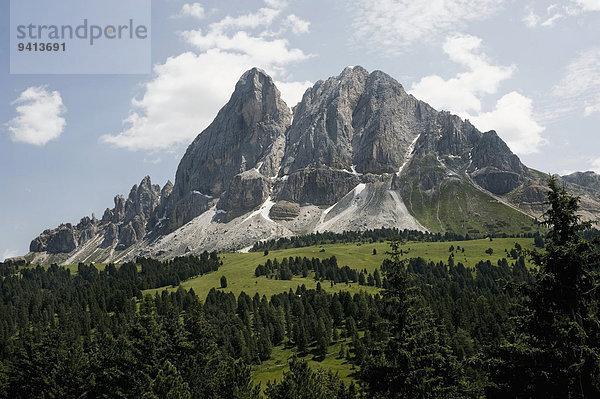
top-left (280, 67), bottom-right (435, 176)
top-left (275, 168), bottom-right (360, 205)
top-left (29, 176), bottom-right (164, 254)
top-left (216, 170), bottom-right (272, 222)
top-left (29, 224), bottom-right (77, 254)
top-left (164, 68), bottom-right (292, 232)
top-left (24, 66), bottom-right (600, 264)
top-left (269, 201), bottom-right (301, 221)
top-left (562, 171), bottom-right (600, 192)
top-left (468, 131), bottom-right (527, 194)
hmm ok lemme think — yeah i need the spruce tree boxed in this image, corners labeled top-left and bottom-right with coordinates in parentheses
top-left (488, 176), bottom-right (600, 398)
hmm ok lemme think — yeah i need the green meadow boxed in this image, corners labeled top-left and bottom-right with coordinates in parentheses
top-left (21, 237), bottom-right (537, 386)
top-left (144, 237), bottom-right (536, 299)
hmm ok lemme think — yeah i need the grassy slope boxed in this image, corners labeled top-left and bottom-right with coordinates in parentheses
top-left (398, 155), bottom-right (538, 236)
top-left (405, 178), bottom-right (536, 236)
top-left (253, 332), bottom-right (357, 389)
top-left (142, 238), bottom-right (535, 385)
top-left (26, 237), bottom-right (536, 386)
top-left (144, 238), bottom-right (535, 299)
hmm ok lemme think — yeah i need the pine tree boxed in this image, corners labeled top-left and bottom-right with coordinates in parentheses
top-left (360, 240), bottom-right (464, 398)
top-left (145, 360), bottom-right (191, 399)
top-left (488, 176), bottom-right (600, 398)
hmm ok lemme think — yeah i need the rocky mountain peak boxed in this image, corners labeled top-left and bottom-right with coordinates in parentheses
top-left (23, 66), bottom-right (600, 265)
top-left (30, 176), bottom-right (165, 255)
top-left (163, 67), bottom-right (292, 232)
top-left (280, 66), bottom-right (431, 177)
top-left (161, 180), bottom-right (173, 199)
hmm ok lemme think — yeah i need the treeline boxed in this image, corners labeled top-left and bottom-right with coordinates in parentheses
top-left (0, 248), bottom-right (538, 397)
top-left (255, 255), bottom-right (384, 288)
top-left (250, 227), bottom-right (544, 252)
top-left (0, 178), bottom-right (597, 398)
top-left (0, 253), bottom-right (220, 358)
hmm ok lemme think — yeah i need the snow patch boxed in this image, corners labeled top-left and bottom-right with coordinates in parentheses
top-left (397, 134), bottom-right (420, 176)
top-left (350, 165), bottom-right (363, 176)
top-left (241, 196), bottom-right (276, 224)
top-left (238, 245), bottom-right (254, 253)
top-left (192, 190), bottom-right (213, 199)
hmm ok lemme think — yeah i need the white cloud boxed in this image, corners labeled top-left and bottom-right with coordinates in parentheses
top-left (181, 31), bottom-right (310, 66)
top-left (524, 1), bottom-right (599, 28)
top-left (574, 0), bottom-right (600, 11)
top-left (551, 48), bottom-right (600, 118)
top-left (102, 1), bottom-right (313, 151)
top-left (592, 158), bottom-right (600, 173)
top-left (410, 35), bottom-right (545, 155)
top-left (469, 92), bottom-right (547, 155)
top-left (540, 12), bottom-right (564, 26)
top-left (173, 3), bottom-right (206, 20)
top-left (523, 10), bottom-right (540, 27)
top-left (275, 80), bottom-right (313, 107)
top-left (6, 86), bottom-right (66, 146)
top-left (348, 0), bottom-right (504, 53)
top-left (2, 249), bottom-right (19, 262)
top-left (410, 34), bottom-right (515, 114)
top-left (284, 15), bottom-right (310, 35)
top-left (584, 103), bottom-right (600, 116)
top-left (209, 7), bottom-right (282, 32)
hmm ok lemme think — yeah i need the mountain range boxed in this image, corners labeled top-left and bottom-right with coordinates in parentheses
top-left (20, 66), bottom-right (600, 265)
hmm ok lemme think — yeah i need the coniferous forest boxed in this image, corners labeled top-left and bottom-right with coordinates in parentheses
top-left (0, 177), bottom-right (598, 398)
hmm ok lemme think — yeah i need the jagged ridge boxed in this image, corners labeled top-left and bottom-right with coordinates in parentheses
top-left (21, 67), bottom-right (600, 265)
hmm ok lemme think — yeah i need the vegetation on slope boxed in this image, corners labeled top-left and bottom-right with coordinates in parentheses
top-left (0, 178), bottom-right (597, 398)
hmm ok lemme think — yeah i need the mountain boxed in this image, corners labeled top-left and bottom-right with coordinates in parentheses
top-left (21, 67), bottom-right (600, 265)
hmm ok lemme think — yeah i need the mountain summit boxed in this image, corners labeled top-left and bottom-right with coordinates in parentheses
top-left (22, 67), bottom-right (600, 264)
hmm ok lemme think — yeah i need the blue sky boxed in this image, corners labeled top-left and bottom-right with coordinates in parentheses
top-left (1, 0), bottom-right (599, 260)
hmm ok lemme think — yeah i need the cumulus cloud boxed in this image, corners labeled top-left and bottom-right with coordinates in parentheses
top-left (6, 86), bottom-right (67, 146)
top-left (173, 3), bottom-right (206, 20)
top-left (348, 0), bottom-right (504, 53)
top-left (1, 249), bottom-right (19, 262)
top-left (410, 34), bottom-right (515, 115)
top-left (592, 158), bottom-right (600, 173)
top-left (470, 92), bottom-right (547, 155)
top-left (284, 15), bottom-right (310, 35)
top-left (102, 1), bottom-right (313, 151)
top-left (574, 0), bottom-right (600, 11)
top-left (410, 34), bottom-right (546, 155)
top-left (276, 80), bottom-right (313, 107)
top-left (550, 48), bottom-right (600, 119)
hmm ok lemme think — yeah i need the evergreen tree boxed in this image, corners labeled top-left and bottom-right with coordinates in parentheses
top-left (487, 176), bottom-right (600, 398)
top-left (145, 360), bottom-right (191, 399)
top-left (265, 358), bottom-right (357, 399)
top-left (360, 241), bottom-right (465, 398)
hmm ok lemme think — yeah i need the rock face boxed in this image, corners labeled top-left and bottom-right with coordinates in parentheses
top-left (30, 225), bottom-right (77, 254)
top-left (24, 66), bottom-right (600, 265)
top-left (216, 170), bottom-right (272, 222)
top-left (30, 176), bottom-right (169, 256)
top-left (164, 68), bottom-right (291, 232)
top-left (562, 171), bottom-right (600, 193)
top-left (468, 131), bottom-right (527, 194)
top-left (280, 67), bottom-right (435, 175)
top-left (269, 201), bottom-right (300, 221)
top-left (275, 169), bottom-right (360, 205)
